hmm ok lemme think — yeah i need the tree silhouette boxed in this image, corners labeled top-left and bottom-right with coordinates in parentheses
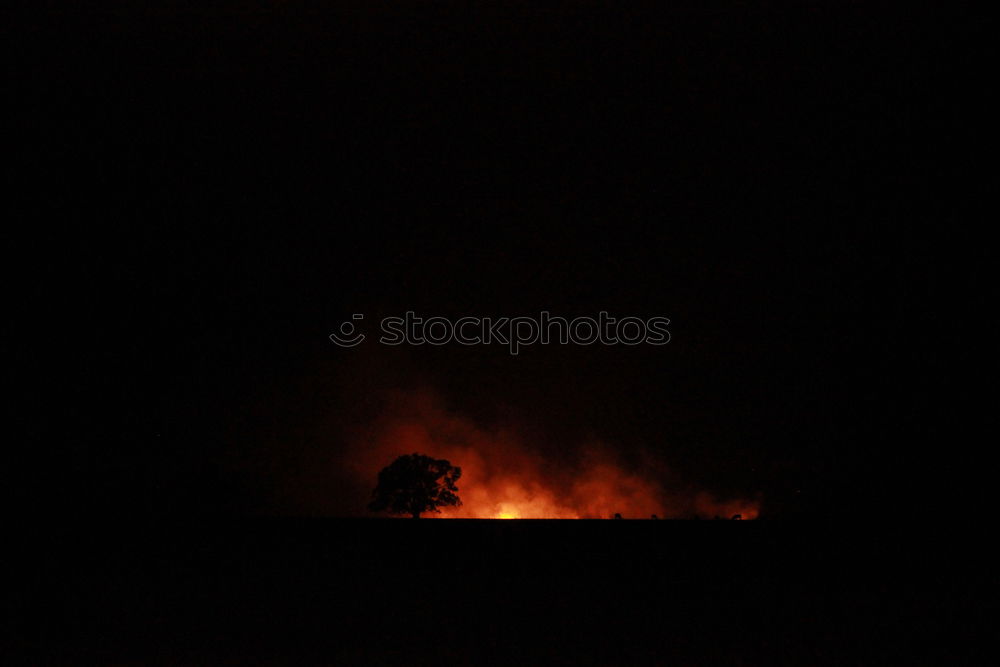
top-left (368, 453), bottom-right (462, 519)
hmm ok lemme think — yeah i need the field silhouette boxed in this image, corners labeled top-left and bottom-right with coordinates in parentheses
top-left (16, 519), bottom-right (970, 665)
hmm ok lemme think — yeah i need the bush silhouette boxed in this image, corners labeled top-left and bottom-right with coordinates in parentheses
top-left (368, 453), bottom-right (462, 519)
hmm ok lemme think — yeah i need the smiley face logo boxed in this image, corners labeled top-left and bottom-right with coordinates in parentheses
top-left (329, 314), bottom-right (365, 347)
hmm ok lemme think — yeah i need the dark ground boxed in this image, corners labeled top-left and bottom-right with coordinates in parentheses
top-left (13, 521), bottom-right (986, 665)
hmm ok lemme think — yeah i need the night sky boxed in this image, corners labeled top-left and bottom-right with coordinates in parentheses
top-left (12, 2), bottom-right (978, 521)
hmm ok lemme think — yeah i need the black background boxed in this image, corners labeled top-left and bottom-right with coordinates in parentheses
top-left (8, 1), bottom-right (986, 663)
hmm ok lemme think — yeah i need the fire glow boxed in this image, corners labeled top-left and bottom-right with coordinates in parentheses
top-left (347, 391), bottom-right (759, 519)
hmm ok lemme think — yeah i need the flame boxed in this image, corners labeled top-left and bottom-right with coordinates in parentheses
top-left (495, 505), bottom-right (520, 519)
top-left (345, 390), bottom-right (759, 519)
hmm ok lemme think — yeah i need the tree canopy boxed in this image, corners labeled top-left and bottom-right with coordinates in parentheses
top-left (368, 453), bottom-right (462, 518)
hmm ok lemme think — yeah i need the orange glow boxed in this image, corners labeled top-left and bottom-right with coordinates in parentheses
top-left (346, 390), bottom-right (760, 519)
top-left (495, 505), bottom-right (521, 519)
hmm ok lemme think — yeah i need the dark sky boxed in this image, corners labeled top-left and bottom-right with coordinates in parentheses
top-left (11, 2), bottom-right (977, 519)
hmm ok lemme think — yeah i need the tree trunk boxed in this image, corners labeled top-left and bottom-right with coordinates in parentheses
top-left (411, 510), bottom-right (421, 519)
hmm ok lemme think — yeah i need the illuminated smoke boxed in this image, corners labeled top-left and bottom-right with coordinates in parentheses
top-left (343, 389), bottom-right (759, 519)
